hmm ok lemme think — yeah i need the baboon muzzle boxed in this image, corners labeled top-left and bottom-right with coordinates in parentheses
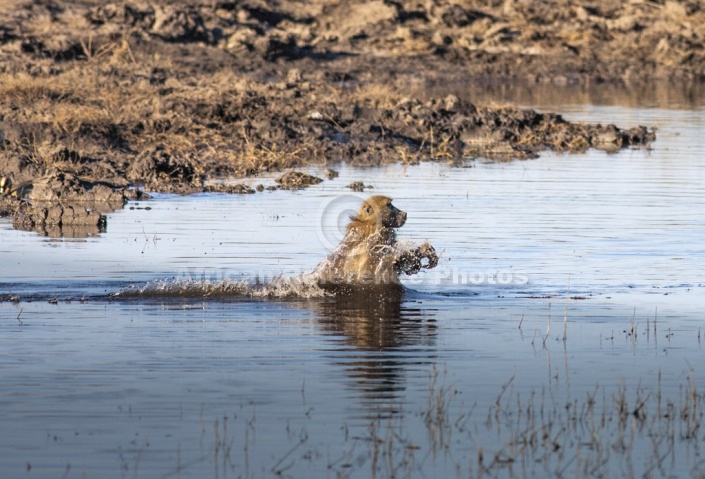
top-left (396, 210), bottom-right (407, 227)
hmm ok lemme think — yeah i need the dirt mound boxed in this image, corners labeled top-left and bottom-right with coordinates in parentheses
top-left (128, 146), bottom-right (202, 193)
top-left (4, 172), bottom-right (127, 237)
top-left (277, 171), bottom-right (324, 190)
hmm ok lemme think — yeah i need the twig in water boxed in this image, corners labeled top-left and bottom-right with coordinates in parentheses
top-left (17, 308), bottom-right (23, 325)
top-left (496, 374), bottom-right (515, 408)
top-left (271, 430), bottom-right (308, 475)
top-left (543, 301), bottom-right (551, 347)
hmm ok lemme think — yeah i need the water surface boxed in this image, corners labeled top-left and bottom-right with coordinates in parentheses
top-left (1, 87), bottom-right (704, 478)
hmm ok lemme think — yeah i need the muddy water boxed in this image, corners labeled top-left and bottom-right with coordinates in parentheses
top-left (2, 91), bottom-right (705, 478)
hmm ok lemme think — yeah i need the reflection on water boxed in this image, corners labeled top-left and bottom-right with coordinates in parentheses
top-left (1, 85), bottom-right (705, 478)
top-left (312, 290), bottom-right (438, 415)
top-left (422, 79), bottom-right (705, 110)
top-left (314, 290), bottom-right (436, 351)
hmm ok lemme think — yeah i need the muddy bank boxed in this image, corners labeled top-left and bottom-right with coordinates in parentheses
top-left (2, 1), bottom-right (704, 85)
top-left (0, 0), bottom-right (667, 236)
top-left (0, 70), bottom-right (655, 192)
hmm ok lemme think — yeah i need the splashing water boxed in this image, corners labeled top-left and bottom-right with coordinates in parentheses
top-left (110, 273), bottom-right (329, 300)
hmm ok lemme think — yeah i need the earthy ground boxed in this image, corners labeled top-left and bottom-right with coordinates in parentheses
top-left (3, 0), bottom-right (700, 235)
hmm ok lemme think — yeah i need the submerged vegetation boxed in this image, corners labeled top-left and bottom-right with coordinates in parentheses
top-left (105, 368), bottom-right (704, 479)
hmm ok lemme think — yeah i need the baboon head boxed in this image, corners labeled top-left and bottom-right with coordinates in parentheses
top-left (354, 196), bottom-right (407, 229)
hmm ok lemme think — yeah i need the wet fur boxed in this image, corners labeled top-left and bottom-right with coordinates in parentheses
top-left (315, 196), bottom-right (437, 291)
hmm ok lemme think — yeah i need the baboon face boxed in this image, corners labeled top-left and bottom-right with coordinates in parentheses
top-left (358, 196), bottom-right (407, 228)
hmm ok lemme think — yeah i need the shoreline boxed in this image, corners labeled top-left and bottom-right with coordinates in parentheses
top-left (3, 0), bottom-right (701, 234)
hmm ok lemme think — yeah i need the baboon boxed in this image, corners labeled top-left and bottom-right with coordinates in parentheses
top-left (315, 195), bottom-right (438, 291)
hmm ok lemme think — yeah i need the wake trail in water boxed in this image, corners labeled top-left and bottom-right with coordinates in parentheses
top-left (110, 273), bottom-right (328, 300)
top-left (2, 276), bottom-right (536, 303)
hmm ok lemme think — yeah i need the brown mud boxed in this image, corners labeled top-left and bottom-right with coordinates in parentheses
top-left (2, 0), bottom-right (691, 236)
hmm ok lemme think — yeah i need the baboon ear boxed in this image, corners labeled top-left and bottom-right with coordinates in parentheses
top-left (364, 204), bottom-right (373, 215)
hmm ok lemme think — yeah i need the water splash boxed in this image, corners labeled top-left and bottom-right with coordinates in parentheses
top-left (110, 273), bottom-right (328, 300)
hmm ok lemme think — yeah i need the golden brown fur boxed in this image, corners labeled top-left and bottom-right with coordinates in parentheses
top-left (315, 196), bottom-right (438, 291)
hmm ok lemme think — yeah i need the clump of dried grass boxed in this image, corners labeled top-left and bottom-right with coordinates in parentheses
top-left (0, 73), bottom-right (70, 105)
